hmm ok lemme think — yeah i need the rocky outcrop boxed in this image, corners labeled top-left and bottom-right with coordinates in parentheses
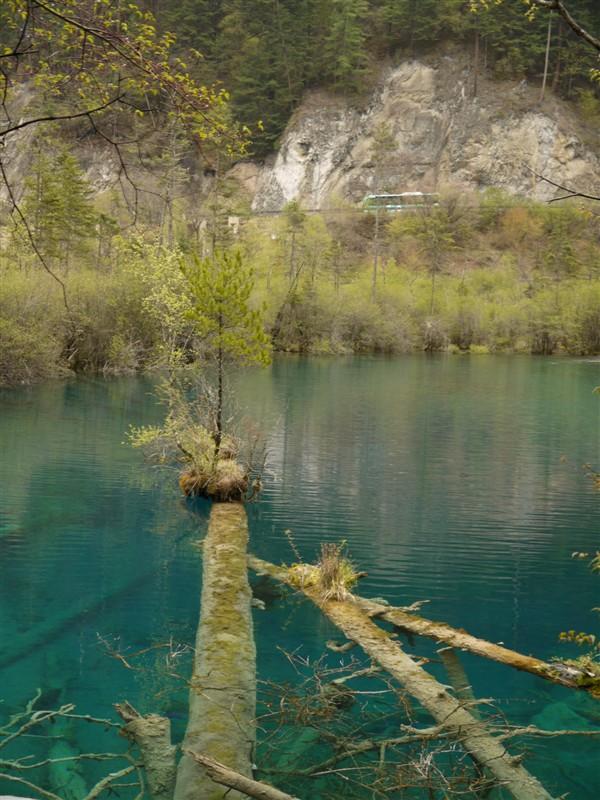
top-left (251, 53), bottom-right (600, 211)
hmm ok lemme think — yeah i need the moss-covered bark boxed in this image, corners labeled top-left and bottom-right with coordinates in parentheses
top-left (175, 503), bottom-right (256, 800)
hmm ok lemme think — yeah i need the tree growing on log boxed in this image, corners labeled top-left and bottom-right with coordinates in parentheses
top-left (129, 248), bottom-right (271, 500)
top-left (182, 249), bottom-right (271, 457)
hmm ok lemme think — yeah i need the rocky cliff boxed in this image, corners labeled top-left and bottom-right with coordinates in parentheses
top-left (245, 52), bottom-right (600, 211)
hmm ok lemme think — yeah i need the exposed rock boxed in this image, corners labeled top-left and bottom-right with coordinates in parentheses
top-left (251, 54), bottom-right (600, 211)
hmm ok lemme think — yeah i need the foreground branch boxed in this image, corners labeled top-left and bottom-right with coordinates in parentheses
top-left (532, 1), bottom-right (600, 52)
top-left (525, 166), bottom-right (600, 204)
top-left (186, 752), bottom-right (302, 800)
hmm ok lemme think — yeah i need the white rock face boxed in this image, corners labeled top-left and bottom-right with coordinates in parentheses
top-left (251, 55), bottom-right (600, 211)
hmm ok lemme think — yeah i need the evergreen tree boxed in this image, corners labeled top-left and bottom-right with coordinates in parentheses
top-left (182, 249), bottom-right (271, 452)
top-left (324, 0), bottom-right (370, 92)
top-left (19, 143), bottom-right (97, 270)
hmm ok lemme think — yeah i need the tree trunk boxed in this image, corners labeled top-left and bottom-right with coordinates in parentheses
top-left (248, 555), bottom-right (557, 800)
top-left (215, 336), bottom-right (223, 456)
top-left (540, 13), bottom-right (553, 102)
top-left (371, 207), bottom-right (380, 298)
top-left (116, 703), bottom-right (176, 800)
top-left (175, 503), bottom-right (256, 800)
top-left (351, 594), bottom-right (600, 697)
top-left (473, 28), bottom-right (480, 99)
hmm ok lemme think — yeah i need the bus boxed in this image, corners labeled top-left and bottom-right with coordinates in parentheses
top-left (362, 192), bottom-right (440, 212)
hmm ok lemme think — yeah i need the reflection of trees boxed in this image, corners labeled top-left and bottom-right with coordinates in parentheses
top-left (242, 356), bottom-right (598, 652)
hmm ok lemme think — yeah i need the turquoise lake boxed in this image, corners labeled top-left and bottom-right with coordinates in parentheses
top-left (1, 355), bottom-right (599, 798)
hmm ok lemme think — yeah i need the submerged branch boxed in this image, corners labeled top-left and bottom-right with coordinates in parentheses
top-left (187, 752), bottom-right (302, 800)
top-left (248, 554), bottom-right (557, 800)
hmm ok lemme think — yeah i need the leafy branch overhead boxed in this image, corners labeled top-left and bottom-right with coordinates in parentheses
top-left (0, 0), bottom-right (245, 150)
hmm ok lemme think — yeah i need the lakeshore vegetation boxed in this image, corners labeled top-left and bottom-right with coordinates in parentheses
top-left (2, 182), bottom-right (600, 386)
top-left (1, 0), bottom-right (600, 387)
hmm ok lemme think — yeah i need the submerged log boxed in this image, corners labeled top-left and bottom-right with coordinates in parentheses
top-left (352, 595), bottom-right (600, 697)
top-left (0, 568), bottom-right (159, 671)
top-left (438, 647), bottom-right (480, 719)
top-left (186, 752), bottom-right (302, 800)
top-left (248, 554), bottom-right (557, 800)
top-left (115, 702), bottom-right (176, 800)
top-left (175, 503), bottom-right (256, 800)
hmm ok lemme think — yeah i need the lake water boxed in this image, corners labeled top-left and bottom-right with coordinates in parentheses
top-left (0, 355), bottom-right (599, 798)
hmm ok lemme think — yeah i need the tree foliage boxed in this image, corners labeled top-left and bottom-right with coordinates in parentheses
top-left (152, 0), bottom-right (600, 154)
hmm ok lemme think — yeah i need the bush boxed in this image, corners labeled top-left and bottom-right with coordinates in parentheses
top-left (0, 270), bottom-right (64, 385)
top-left (0, 317), bottom-right (62, 385)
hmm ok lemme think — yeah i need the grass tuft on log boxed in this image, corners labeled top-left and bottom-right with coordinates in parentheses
top-left (288, 542), bottom-right (359, 601)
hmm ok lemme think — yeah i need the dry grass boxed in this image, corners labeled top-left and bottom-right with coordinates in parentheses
top-left (179, 458), bottom-right (249, 502)
top-left (288, 542), bottom-right (358, 601)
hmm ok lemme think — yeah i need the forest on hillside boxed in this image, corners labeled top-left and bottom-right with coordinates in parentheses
top-left (1, 0), bottom-right (600, 386)
top-left (1, 0), bottom-right (600, 154)
top-left (151, 0), bottom-right (600, 153)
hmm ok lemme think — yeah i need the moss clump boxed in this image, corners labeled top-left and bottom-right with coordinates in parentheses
top-left (179, 458), bottom-right (248, 502)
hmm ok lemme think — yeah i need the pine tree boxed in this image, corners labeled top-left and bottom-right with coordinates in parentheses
top-left (19, 143), bottom-right (97, 270)
top-left (182, 249), bottom-right (271, 452)
top-left (324, 0), bottom-right (370, 92)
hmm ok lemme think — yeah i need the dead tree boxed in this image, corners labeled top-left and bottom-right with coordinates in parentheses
top-left (248, 554), bottom-right (558, 800)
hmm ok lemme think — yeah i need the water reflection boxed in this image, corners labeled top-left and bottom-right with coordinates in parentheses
top-left (0, 356), bottom-right (599, 797)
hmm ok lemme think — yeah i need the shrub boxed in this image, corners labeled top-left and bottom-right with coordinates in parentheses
top-left (0, 270), bottom-right (64, 385)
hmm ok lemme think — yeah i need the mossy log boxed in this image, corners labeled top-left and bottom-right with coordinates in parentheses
top-left (248, 555), bottom-right (556, 800)
top-left (174, 503), bottom-right (256, 800)
top-left (351, 595), bottom-right (600, 697)
top-left (115, 702), bottom-right (176, 800)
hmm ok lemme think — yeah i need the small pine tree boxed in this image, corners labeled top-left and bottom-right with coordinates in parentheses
top-left (182, 249), bottom-right (271, 453)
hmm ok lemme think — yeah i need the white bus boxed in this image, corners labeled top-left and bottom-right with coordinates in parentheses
top-left (362, 192), bottom-right (440, 212)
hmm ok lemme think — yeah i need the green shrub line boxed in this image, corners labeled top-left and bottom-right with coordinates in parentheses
top-left (3, 190), bottom-right (600, 386)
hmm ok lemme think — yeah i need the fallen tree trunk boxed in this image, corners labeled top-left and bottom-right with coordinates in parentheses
top-left (0, 567), bottom-right (161, 671)
top-left (186, 752), bottom-right (302, 800)
top-left (115, 702), bottom-right (176, 800)
top-left (175, 503), bottom-right (256, 800)
top-left (248, 554), bottom-right (557, 800)
top-left (352, 595), bottom-right (600, 697)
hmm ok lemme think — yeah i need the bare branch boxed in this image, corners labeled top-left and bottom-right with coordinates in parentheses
top-left (531, 1), bottom-right (600, 51)
top-left (526, 166), bottom-right (600, 203)
top-left (0, 772), bottom-right (62, 800)
top-left (186, 751), bottom-right (303, 800)
top-left (0, 94), bottom-right (125, 139)
top-left (82, 764), bottom-right (138, 800)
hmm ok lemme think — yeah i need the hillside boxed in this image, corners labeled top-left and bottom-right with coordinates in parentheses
top-left (1, 1), bottom-right (600, 385)
top-left (249, 50), bottom-right (600, 210)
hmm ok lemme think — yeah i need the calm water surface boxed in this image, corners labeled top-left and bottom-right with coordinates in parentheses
top-left (0, 355), bottom-right (599, 798)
